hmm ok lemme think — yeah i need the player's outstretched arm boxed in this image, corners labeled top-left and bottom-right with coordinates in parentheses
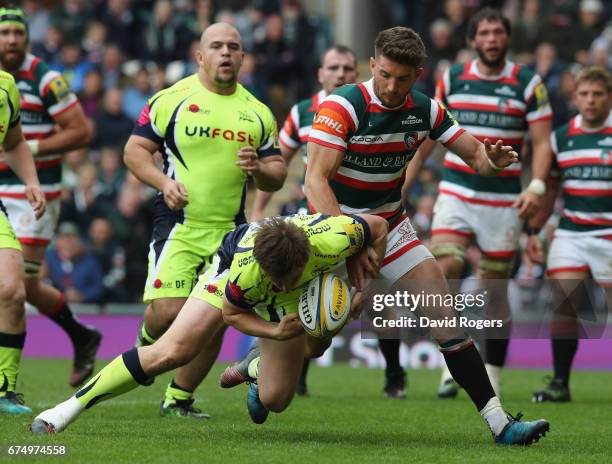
top-left (221, 296), bottom-right (303, 340)
top-left (3, 124), bottom-right (45, 219)
top-left (304, 142), bottom-right (344, 215)
top-left (446, 131), bottom-right (518, 176)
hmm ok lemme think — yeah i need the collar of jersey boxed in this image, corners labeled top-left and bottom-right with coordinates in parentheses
top-left (468, 59), bottom-right (514, 81)
top-left (574, 111), bottom-right (612, 133)
top-left (363, 78), bottom-right (407, 110)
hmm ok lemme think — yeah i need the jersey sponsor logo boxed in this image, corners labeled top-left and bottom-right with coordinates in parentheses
top-left (184, 125), bottom-right (256, 144)
top-left (16, 81), bottom-right (31, 91)
top-left (314, 252), bottom-right (341, 259)
top-left (49, 76), bottom-right (71, 101)
top-left (494, 85), bottom-right (516, 97)
top-left (237, 255), bottom-right (256, 267)
top-left (401, 115), bottom-right (423, 125)
top-left (153, 279), bottom-right (186, 289)
top-left (345, 152), bottom-right (413, 168)
top-left (597, 137), bottom-right (612, 147)
top-left (388, 221), bottom-right (417, 253)
top-left (534, 83), bottom-right (548, 108)
top-left (238, 110), bottom-right (254, 122)
top-left (349, 135), bottom-right (383, 143)
top-left (186, 104), bottom-right (210, 115)
top-left (304, 223), bottom-right (331, 237)
top-left (563, 165), bottom-right (612, 178)
top-left (314, 114), bottom-right (344, 133)
top-left (404, 131), bottom-right (418, 149)
top-left (602, 150), bottom-right (611, 164)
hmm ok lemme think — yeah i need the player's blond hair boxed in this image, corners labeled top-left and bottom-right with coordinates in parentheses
top-left (575, 66), bottom-right (612, 93)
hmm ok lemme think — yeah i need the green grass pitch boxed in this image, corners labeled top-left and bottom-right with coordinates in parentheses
top-left (1, 359), bottom-right (611, 463)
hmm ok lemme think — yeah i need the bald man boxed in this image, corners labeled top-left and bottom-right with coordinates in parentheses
top-left (122, 23), bottom-right (286, 418)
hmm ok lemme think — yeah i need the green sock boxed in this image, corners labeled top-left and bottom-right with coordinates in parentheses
top-left (136, 323), bottom-right (156, 347)
top-left (75, 348), bottom-right (150, 409)
top-left (164, 380), bottom-right (193, 406)
top-left (247, 356), bottom-right (260, 380)
top-left (0, 332), bottom-right (25, 395)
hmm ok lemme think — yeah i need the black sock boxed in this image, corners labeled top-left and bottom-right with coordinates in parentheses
top-left (50, 304), bottom-right (92, 345)
top-left (379, 338), bottom-right (401, 375)
top-left (552, 337), bottom-right (578, 387)
top-left (485, 338), bottom-right (510, 367)
top-left (442, 341), bottom-right (495, 411)
top-left (299, 359), bottom-right (310, 386)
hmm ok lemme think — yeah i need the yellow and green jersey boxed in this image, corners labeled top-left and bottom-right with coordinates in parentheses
top-left (206, 213), bottom-right (368, 320)
top-left (133, 74), bottom-right (280, 228)
top-left (0, 70), bottom-right (21, 146)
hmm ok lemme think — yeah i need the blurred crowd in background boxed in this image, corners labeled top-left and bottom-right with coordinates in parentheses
top-left (12, 0), bottom-right (611, 306)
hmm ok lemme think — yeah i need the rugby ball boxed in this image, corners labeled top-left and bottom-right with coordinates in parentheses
top-left (298, 272), bottom-right (351, 338)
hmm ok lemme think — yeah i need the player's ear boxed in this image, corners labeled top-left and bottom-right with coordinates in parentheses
top-left (194, 49), bottom-right (203, 65)
top-left (415, 67), bottom-right (424, 79)
top-left (369, 57), bottom-right (376, 76)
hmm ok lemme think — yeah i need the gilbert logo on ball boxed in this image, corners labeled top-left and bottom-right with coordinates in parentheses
top-left (298, 272), bottom-right (351, 338)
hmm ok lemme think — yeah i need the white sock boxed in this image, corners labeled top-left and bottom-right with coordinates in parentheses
top-left (480, 396), bottom-right (508, 436)
top-left (485, 363), bottom-right (502, 397)
top-left (37, 396), bottom-right (83, 432)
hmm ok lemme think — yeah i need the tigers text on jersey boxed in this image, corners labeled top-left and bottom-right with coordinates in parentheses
top-left (308, 78), bottom-right (464, 225)
top-left (0, 54), bottom-right (78, 199)
top-left (551, 112), bottom-right (612, 236)
top-left (133, 74), bottom-right (280, 228)
top-left (436, 60), bottom-right (552, 206)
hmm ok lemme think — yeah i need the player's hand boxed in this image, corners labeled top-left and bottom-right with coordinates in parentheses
top-left (350, 290), bottom-right (363, 319)
top-left (525, 235), bottom-right (545, 264)
top-left (236, 146), bottom-right (260, 175)
top-left (513, 190), bottom-right (541, 219)
top-left (25, 183), bottom-right (46, 220)
top-left (346, 247), bottom-right (379, 291)
top-left (162, 178), bottom-right (188, 210)
top-left (484, 138), bottom-right (519, 171)
top-left (273, 313), bottom-right (304, 340)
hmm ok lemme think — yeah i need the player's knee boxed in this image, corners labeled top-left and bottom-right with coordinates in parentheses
top-left (157, 340), bottom-right (197, 369)
top-left (305, 338), bottom-right (331, 358)
top-left (260, 389), bottom-right (292, 413)
top-left (0, 276), bottom-right (25, 310)
top-left (151, 301), bottom-right (183, 332)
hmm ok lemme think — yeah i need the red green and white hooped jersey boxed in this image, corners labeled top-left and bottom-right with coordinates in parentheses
top-left (279, 89), bottom-right (326, 191)
top-left (0, 53), bottom-right (78, 200)
top-left (308, 78), bottom-right (464, 225)
top-left (550, 112), bottom-right (612, 236)
top-left (436, 60), bottom-right (552, 207)
top-left (279, 89), bottom-right (326, 162)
